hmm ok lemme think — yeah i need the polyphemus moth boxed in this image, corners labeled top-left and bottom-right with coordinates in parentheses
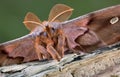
top-left (0, 4), bottom-right (120, 66)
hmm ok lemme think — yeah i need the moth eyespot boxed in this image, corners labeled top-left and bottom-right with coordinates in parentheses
top-left (110, 17), bottom-right (119, 24)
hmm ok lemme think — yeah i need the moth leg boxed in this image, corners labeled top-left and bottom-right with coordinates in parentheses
top-left (35, 36), bottom-right (50, 60)
top-left (46, 39), bottom-right (61, 61)
top-left (56, 30), bottom-right (65, 58)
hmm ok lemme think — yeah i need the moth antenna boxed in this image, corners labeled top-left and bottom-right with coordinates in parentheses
top-left (48, 4), bottom-right (73, 22)
top-left (23, 12), bottom-right (42, 31)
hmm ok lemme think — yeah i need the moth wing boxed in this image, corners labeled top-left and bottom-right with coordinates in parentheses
top-left (23, 12), bottom-right (42, 31)
top-left (0, 34), bottom-right (38, 66)
top-left (48, 4), bottom-right (73, 22)
top-left (61, 5), bottom-right (120, 52)
top-left (73, 5), bottom-right (120, 45)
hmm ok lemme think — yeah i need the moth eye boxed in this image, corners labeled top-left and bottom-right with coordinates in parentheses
top-left (51, 28), bottom-right (55, 33)
top-left (51, 27), bottom-right (55, 30)
top-left (110, 17), bottom-right (119, 24)
top-left (40, 32), bottom-right (47, 36)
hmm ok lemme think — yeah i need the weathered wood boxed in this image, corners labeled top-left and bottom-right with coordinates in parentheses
top-left (0, 42), bottom-right (120, 77)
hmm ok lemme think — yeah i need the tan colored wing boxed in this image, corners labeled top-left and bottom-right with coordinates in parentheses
top-left (48, 4), bottom-right (73, 22)
top-left (23, 12), bottom-right (42, 31)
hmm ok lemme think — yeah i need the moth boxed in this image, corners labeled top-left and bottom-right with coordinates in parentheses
top-left (0, 4), bottom-right (120, 66)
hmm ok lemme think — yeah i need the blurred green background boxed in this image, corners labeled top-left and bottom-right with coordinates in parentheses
top-left (0, 0), bottom-right (120, 43)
